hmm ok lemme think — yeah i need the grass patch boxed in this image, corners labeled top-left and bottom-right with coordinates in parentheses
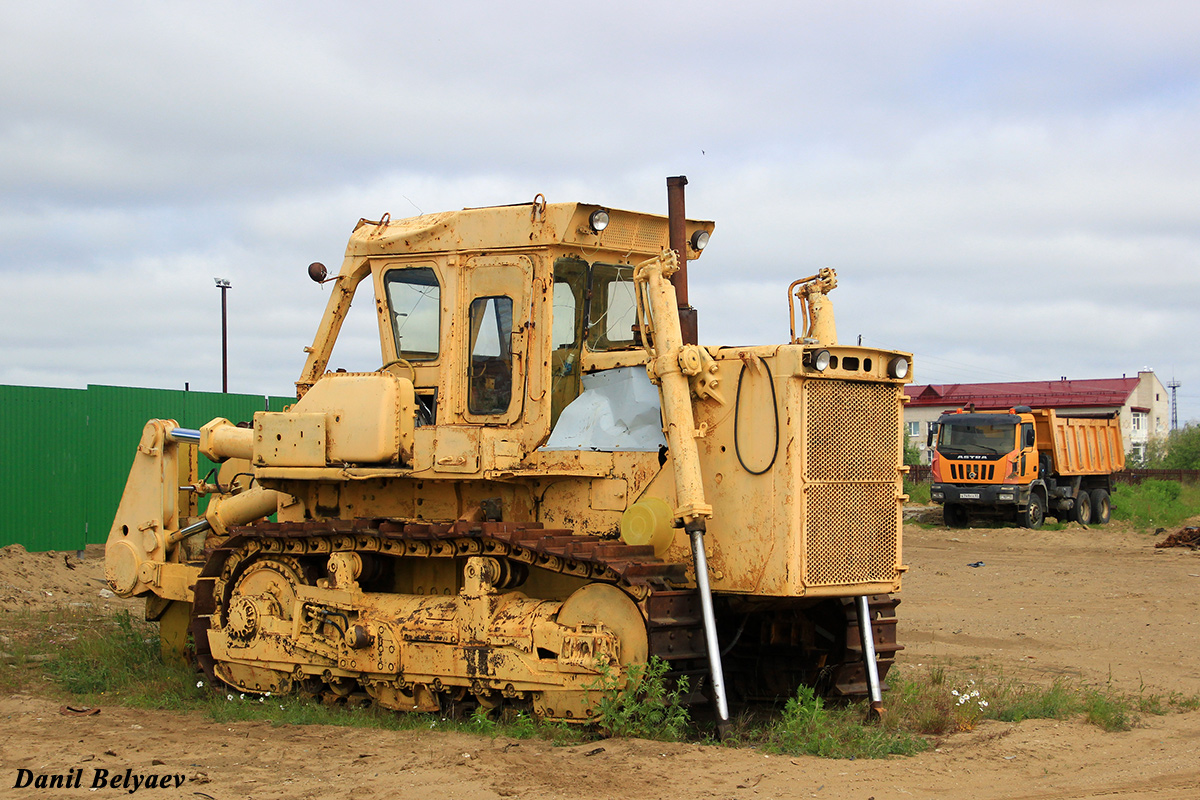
top-left (1113, 479), bottom-right (1200, 530)
top-left (17, 609), bottom-right (1200, 756)
top-left (903, 478), bottom-right (931, 505)
top-left (41, 610), bottom-right (192, 707)
top-left (758, 685), bottom-right (927, 758)
top-left (886, 665), bottom-right (1199, 735)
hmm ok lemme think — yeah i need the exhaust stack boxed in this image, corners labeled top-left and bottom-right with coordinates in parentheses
top-left (667, 176), bottom-right (698, 345)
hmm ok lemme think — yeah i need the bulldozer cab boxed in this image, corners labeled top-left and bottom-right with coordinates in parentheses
top-left (294, 202), bottom-right (714, 469)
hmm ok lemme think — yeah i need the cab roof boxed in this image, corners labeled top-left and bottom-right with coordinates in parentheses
top-left (344, 201), bottom-right (714, 259)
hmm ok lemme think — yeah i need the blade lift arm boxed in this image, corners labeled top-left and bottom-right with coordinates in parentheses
top-left (633, 250), bottom-right (731, 734)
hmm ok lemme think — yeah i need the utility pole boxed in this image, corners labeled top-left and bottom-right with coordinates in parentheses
top-left (1168, 378), bottom-right (1181, 431)
top-left (215, 278), bottom-right (231, 393)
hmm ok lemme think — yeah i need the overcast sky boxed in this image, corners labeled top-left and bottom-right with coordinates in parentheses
top-left (2, 1), bottom-right (1198, 424)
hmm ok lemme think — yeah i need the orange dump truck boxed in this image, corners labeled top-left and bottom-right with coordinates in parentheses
top-left (929, 406), bottom-right (1124, 529)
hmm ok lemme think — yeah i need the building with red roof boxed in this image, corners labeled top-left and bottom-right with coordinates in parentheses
top-left (905, 370), bottom-right (1168, 464)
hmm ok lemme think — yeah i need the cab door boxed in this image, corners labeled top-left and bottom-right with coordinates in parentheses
top-left (460, 255), bottom-right (532, 426)
top-left (1019, 421), bottom-right (1038, 481)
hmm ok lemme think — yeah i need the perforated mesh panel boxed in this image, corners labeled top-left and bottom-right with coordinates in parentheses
top-left (601, 216), bottom-right (669, 252)
top-left (805, 483), bottom-right (898, 585)
top-left (802, 380), bottom-right (901, 587)
top-left (805, 381), bottom-right (899, 482)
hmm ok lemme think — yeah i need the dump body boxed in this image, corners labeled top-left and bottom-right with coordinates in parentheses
top-left (930, 406), bottom-right (1123, 529)
top-left (1033, 409), bottom-right (1124, 477)
top-left (105, 191), bottom-right (913, 719)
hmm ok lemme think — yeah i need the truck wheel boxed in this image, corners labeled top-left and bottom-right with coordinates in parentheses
top-left (1090, 489), bottom-right (1111, 524)
top-left (1021, 495), bottom-right (1045, 530)
top-left (1073, 491), bottom-right (1093, 525)
top-left (943, 503), bottom-right (968, 528)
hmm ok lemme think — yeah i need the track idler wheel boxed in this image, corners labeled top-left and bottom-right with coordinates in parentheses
top-left (534, 583), bottom-right (649, 721)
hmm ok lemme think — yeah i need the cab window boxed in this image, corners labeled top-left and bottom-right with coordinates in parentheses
top-left (551, 258), bottom-right (587, 426)
top-left (552, 282), bottom-right (579, 348)
top-left (586, 263), bottom-right (639, 350)
top-left (384, 267), bottom-right (441, 360)
top-left (468, 296), bottom-right (514, 415)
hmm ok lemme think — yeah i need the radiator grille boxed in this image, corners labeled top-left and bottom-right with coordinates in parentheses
top-left (805, 483), bottom-right (899, 585)
top-left (949, 462), bottom-right (994, 481)
top-left (802, 380), bottom-right (900, 588)
top-left (805, 381), bottom-right (898, 482)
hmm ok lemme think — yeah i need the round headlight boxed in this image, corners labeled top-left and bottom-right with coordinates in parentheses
top-left (888, 356), bottom-right (910, 379)
top-left (806, 348), bottom-right (831, 372)
top-left (690, 230), bottom-right (710, 251)
top-left (589, 209), bottom-right (610, 233)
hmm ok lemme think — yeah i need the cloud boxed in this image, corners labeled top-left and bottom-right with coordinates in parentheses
top-left (2, 1), bottom-right (1199, 421)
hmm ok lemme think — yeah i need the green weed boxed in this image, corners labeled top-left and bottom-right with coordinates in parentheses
top-left (501, 709), bottom-right (541, 739)
top-left (993, 678), bottom-right (1078, 724)
top-left (1082, 689), bottom-right (1134, 732)
top-left (762, 685), bottom-right (927, 758)
top-left (40, 609), bottom-right (196, 707)
top-left (590, 657), bottom-right (691, 741)
top-left (1113, 479), bottom-right (1200, 529)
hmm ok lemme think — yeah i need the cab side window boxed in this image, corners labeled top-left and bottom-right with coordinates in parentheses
top-left (468, 296), bottom-right (514, 415)
top-left (384, 267), bottom-right (441, 361)
top-left (586, 263), bottom-right (638, 350)
top-left (551, 258), bottom-right (587, 426)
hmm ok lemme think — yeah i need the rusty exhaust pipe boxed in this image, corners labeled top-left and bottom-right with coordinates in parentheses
top-left (667, 176), bottom-right (698, 345)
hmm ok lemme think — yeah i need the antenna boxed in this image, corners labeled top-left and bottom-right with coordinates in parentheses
top-left (1167, 378), bottom-right (1181, 431)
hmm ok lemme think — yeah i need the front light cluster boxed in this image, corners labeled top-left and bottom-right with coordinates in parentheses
top-left (588, 209), bottom-right (610, 233)
top-left (804, 348), bottom-right (831, 372)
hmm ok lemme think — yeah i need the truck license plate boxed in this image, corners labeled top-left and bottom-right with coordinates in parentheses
top-left (959, 492), bottom-right (980, 499)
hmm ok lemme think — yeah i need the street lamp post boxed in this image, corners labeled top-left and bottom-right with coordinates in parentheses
top-left (214, 278), bottom-right (231, 393)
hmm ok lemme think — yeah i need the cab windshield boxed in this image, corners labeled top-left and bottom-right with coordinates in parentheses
top-left (936, 414), bottom-right (1018, 457)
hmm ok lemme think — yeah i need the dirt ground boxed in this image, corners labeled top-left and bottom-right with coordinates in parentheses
top-left (2, 520), bottom-right (1199, 800)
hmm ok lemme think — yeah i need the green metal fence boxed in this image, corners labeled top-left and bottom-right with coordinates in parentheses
top-left (0, 384), bottom-right (293, 552)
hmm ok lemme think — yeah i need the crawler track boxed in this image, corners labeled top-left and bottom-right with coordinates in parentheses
top-left (190, 518), bottom-right (899, 711)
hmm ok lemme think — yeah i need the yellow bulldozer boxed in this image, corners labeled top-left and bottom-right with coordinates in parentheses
top-left (105, 177), bottom-right (913, 729)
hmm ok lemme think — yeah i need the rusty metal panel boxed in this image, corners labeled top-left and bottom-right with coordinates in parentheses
top-left (254, 412), bottom-right (327, 467)
top-left (432, 426), bottom-right (480, 473)
top-left (0, 385), bottom-right (88, 552)
top-left (589, 478), bottom-right (628, 511)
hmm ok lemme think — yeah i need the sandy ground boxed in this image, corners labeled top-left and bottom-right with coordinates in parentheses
top-left (2, 521), bottom-right (1199, 800)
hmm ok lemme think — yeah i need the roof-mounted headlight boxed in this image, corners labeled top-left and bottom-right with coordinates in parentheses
top-left (887, 356), bottom-right (910, 379)
top-left (804, 348), bottom-right (831, 372)
top-left (589, 209), bottom-right (610, 233)
top-left (690, 230), bottom-right (710, 251)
